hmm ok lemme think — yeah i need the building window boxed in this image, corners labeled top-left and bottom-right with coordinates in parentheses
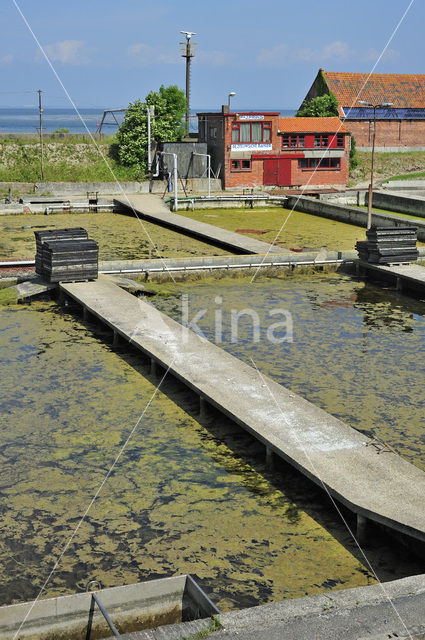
top-left (231, 121), bottom-right (271, 143)
top-left (209, 127), bottom-right (217, 140)
top-left (314, 134), bottom-right (329, 148)
top-left (231, 159), bottom-right (252, 171)
top-left (282, 134), bottom-right (305, 149)
top-left (298, 158), bottom-right (341, 169)
top-left (337, 134), bottom-right (344, 147)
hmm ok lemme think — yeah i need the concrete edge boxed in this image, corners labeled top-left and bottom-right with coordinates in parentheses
top-left (217, 573), bottom-right (425, 633)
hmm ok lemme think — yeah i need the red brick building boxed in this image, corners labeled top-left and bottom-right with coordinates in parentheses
top-left (197, 108), bottom-right (350, 189)
top-left (303, 69), bottom-right (425, 150)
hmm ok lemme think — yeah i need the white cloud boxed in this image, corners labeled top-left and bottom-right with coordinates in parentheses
top-left (41, 40), bottom-right (88, 65)
top-left (127, 43), bottom-right (179, 65)
top-left (127, 43), bottom-right (231, 67)
top-left (197, 50), bottom-right (231, 67)
top-left (256, 44), bottom-right (289, 68)
top-left (257, 40), bottom-right (400, 68)
top-left (0, 54), bottom-right (13, 65)
top-left (362, 48), bottom-right (400, 62)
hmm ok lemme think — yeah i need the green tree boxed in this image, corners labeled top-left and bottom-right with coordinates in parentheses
top-left (296, 92), bottom-right (339, 117)
top-left (116, 85), bottom-right (186, 175)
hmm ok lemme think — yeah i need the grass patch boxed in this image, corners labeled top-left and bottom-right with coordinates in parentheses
top-left (387, 171), bottom-right (425, 181)
top-left (0, 136), bottom-right (143, 182)
top-left (0, 287), bottom-right (18, 305)
top-left (350, 151), bottom-right (425, 186)
top-left (181, 616), bottom-right (223, 639)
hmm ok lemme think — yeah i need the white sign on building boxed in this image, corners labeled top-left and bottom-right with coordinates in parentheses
top-left (231, 143), bottom-right (272, 151)
top-left (239, 115), bottom-right (265, 120)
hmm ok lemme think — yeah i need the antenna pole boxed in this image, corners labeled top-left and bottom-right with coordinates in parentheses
top-left (38, 89), bottom-right (45, 180)
top-left (185, 42), bottom-right (191, 136)
top-left (180, 32), bottom-right (197, 138)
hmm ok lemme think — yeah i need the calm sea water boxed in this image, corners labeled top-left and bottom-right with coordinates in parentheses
top-left (0, 108), bottom-right (296, 134)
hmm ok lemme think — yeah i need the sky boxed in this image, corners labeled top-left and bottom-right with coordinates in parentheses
top-left (0, 0), bottom-right (423, 111)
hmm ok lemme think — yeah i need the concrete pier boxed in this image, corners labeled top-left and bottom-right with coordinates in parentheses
top-left (114, 194), bottom-right (282, 254)
top-left (59, 275), bottom-right (425, 548)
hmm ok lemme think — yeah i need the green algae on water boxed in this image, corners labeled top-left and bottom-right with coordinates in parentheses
top-left (1, 299), bottom-right (417, 612)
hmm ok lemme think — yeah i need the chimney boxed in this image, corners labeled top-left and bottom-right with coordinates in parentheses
top-left (222, 104), bottom-right (229, 114)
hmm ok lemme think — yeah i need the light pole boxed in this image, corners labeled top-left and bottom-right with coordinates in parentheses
top-left (358, 100), bottom-right (393, 229)
top-left (228, 91), bottom-right (236, 109)
top-left (145, 105), bottom-right (155, 168)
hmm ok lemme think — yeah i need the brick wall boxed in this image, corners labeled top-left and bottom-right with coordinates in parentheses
top-left (225, 159), bottom-right (265, 189)
top-left (290, 159), bottom-right (349, 187)
top-left (344, 119), bottom-right (425, 148)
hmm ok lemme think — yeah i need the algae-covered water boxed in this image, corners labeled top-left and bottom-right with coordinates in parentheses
top-left (178, 207), bottom-right (366, 251)
top-left (152, 273), bottom-right (425, 470)
top-left (0, 298), bottom-right (418, 611)
top-left (1, 207), bottom-right (368, 260)
top-left (0, 212), bottom-right (229, 260)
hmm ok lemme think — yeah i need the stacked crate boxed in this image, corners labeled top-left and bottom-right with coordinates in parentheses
top-left (355, 226), bottom-right (418, 265)
top-left (34, 227), bottom-right (98, 282)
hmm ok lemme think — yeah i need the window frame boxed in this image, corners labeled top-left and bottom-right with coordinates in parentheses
top-left (230, 159), bottom-right (252, 171)
top-left (282, 134), bottom-right (305, 149)
top-left (314, 134), bottom-right (329, 148)
top-left (298, 157), bottom-right (341, 170)
top-left (231, 121), bottom-right (272, 144)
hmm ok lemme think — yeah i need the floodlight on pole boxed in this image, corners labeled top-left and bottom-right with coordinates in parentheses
top-left (358, 100), bottom-right (394, 229)
top-left (228, 92), bottom-right (236, 108)
top-left (180, 30), bottom-right (197, 136)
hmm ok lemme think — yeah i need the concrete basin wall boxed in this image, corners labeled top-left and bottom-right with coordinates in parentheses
top-left (0, 575), bottom-right (218, 640)
top-left (286, 195), bottom-right (425, 241)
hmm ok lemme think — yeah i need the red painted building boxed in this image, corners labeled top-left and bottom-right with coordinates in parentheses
top-left (197, 108), bottom-right (350, 189)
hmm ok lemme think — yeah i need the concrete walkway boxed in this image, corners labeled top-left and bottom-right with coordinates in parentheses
top-left (360, 261), bottom-right (425, 293)
top-left (114, 194), bottom-right (283, 254)
top-left (60, 275), bottom-right (425, 548)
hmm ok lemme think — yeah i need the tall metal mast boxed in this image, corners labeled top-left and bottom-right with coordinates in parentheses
top-left (37, 89), bottom-right (45, 180)
top-left (180, 31), bottom-right (197, 137)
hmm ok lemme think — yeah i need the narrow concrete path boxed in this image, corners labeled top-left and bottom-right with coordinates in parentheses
top-left (114, 194), bottom-right (283, 254)
top-left (60, 275), bottom-right (425, 547)
top-left (360, 260), bottom-right (425, 292)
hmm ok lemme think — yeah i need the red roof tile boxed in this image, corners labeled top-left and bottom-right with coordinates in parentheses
top-left (278, 117), bottom-right (349, 133)
top-left (323, 71), bottom-right (425, 109)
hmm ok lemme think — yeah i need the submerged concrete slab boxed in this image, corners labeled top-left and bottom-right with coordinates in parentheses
top-left (114, 194), bottom-right (282, 254)
top-left (0, 276), bottom-right (55, 303)
top-left (60, 276), bottom-right (425, 548)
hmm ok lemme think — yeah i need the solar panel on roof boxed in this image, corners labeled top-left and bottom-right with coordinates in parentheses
top-left (343, 107), bottom-right (425, 120)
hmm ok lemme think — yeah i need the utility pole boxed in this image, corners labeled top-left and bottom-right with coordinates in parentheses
top-left (358, 100), bottom-right (393, 228)
top-left (180, 31), bottom-right (197, 137)
top-left (37, 89), bottom-right (45, 180)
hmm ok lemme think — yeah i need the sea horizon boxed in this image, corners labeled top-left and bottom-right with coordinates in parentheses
top-left (0, 106), bottom-right (297, 134)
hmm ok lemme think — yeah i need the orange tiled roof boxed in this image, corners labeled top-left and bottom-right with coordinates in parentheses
top-left (278, 117), bottom-right (349, 133)
top-left (323, 71), bottom-right (425, 109)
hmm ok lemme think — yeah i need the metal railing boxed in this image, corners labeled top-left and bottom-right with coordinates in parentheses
top-left (85, 581), bottom-right (120, 639)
